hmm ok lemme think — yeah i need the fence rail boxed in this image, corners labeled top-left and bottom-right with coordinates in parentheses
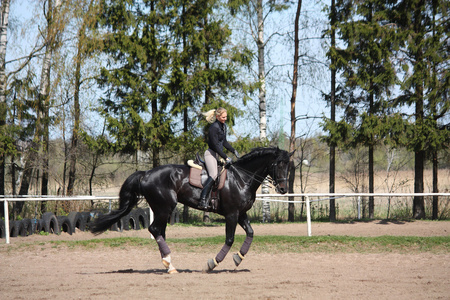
top-left (2, 193), bottom-right (449, 244)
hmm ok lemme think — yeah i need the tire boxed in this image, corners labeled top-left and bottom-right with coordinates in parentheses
top-left (80, 212), bottom-right (92, 231)
top-left (0, 219), bottom-right (5, 239)
top-left (57, 216), bottom-right (74, 235)
top-left (10, 220), bottom-right (26, 237)
top-left (34, 219), bottom-right (44, 233)
top-left (42, 212), bottom-right (60, 235)
top-left (121, 211), bottom-right (138, 231)
top-left (134, 208), bottom-right (149, 230)
top-left (22, 218), bottom-right (33, 236)
top-left (68, 212), bottom-right (86, 232)
top-left (29, 219), bottom-right (39, 235)
top-left (110, 219), bottom-right (123, 232)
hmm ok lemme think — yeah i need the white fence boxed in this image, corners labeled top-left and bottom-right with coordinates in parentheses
top-left (2, 193), bottom-right (450, 244)
top-left (256, 193), bottom-right (450, 237)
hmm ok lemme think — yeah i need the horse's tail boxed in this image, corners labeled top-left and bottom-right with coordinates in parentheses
top-left (90, 170), bottom-right (145, 235)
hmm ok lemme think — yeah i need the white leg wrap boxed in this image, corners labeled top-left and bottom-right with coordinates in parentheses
top-left (162, 255), bottom-right (178, 274)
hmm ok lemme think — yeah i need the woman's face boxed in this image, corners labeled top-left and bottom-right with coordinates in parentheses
top-left (217, 112), bottom-right (227, 124)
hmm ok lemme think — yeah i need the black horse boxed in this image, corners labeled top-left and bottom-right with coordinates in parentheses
top-left (90, 147), bottom-right (293, 273)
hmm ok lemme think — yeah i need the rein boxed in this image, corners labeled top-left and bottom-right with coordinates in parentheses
top-left (230, 161), bottom-right (284, 189)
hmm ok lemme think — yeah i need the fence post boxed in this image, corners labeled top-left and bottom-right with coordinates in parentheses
top-left (306, 196), bottom-right (311, 237)
top-left (4, 199), bottom-right (10, 244)
top-left (357, 196), bottom-right (361, 220)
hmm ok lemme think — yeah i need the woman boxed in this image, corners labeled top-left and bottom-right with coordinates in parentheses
top-left (198, 107), bottom-right (239, 209)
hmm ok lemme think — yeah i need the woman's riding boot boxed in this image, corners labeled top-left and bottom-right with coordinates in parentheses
top-left (198, 176), bottom-right (215, 209)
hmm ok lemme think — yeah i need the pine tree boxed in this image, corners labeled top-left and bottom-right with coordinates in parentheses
top-left (97, 0), bottom-right (173, 166)
top-left (325, 0), bottom-right (399, 218)
top-left (392, 0), bottom-right (449, 218)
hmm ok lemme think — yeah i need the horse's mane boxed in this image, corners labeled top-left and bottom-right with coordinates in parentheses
top-left (238, 147), bottom-right (289, 163)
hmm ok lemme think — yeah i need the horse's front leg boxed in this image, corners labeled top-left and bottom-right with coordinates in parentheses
top-left (233, 212), bottom-right (253, 268)
top-left (203, 212), bottom-right (238, 273)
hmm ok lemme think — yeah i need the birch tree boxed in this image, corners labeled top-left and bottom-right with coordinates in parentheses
top-left (229, 0), bottom-right (289, 222)
top-left (0, 0), bottom-right (10, 216)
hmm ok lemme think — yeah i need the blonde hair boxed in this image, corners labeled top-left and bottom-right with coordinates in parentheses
top-left (202, 107), bottom-right (227, 124)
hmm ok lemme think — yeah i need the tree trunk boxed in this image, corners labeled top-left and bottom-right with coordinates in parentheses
top-left (432, 150), bottom-right (438, 219)
top-left (255, 0), bottom-right (271, 221)
top-left (329, 0), bottom-right (336, 221)
top-left (412, 5), bottom-right (425, 219)
top-left (288, 0), bottom-right (302, 222)
top-left (0, 0), bottom-right (11, 216)
top-left (369, 91), bottom-right (374, 219)
top-left (67, 31), bottom-right (83, 196)
top-left (257, 0), bottom-right (266, 142)
top-left (39, 0), bottom-right (62, 197)
top-left (369, 144), bottom-right (374, 218)
top-left (413, 89), bottom-right (425, 219)
top-left (413, 149), bottom-right (425, 218)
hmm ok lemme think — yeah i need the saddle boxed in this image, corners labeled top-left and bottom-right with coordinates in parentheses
top-left (187, 153), bottom-right (227, 211)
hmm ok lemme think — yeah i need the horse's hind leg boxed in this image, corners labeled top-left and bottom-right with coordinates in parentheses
top-left (233, 212), bottom-right (254, 268)
top-left (149, 215), bottom-right (178, 274)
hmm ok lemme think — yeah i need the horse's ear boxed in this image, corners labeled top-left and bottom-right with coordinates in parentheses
top-left (288, 150), bottom-right (296, 157)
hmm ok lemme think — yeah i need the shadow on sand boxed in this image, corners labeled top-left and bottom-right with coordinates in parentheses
top-left (78, 268), bottom-right (250, 275)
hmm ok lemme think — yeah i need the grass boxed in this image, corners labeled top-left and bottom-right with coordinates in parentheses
top-left (3, 235), bottom-right (449, 255)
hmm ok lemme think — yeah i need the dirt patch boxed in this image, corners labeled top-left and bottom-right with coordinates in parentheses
top-left (1, 221), bottom-right (449, 299)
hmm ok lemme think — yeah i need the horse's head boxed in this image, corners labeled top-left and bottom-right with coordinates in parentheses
top-left (234, 147), bottom-right (295, 194)
top-left (269, 149), bottom-right (295, 194)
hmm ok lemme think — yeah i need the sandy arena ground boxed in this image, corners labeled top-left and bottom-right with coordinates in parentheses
top-left (1, 221), bottom-right (449, 299)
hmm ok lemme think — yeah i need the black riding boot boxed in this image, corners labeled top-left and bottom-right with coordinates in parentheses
top-left (198, 176), bottom-right (214, 209)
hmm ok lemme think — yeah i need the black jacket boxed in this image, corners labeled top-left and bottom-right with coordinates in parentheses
top-left (207, 120), bottom-right (235, 160)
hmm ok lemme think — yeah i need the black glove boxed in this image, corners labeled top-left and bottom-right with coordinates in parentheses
top-left (234, 150), bottom-right (240, 159)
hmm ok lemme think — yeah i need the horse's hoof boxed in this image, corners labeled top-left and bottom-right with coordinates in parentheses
top-left (168, 268), bottom-right (178, 274)
top-left (233, 252), bottom-right (244, 267)
top-left (203, 258), bottom-right (217, 273)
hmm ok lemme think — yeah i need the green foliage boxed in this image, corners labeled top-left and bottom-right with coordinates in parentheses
top-left (80, 129), bottom-right (112, 156)
top-left (231, 136), bottom-right (269, 156)
top-left (320, 118), bottom-right (354, 148)
top-left (94, 0), bottom-right (252, 163)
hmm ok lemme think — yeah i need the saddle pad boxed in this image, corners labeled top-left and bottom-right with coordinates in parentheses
top-left (189, 167), bottom-right (227, 190)
top-left (189, 167), bottom-right (203, 188)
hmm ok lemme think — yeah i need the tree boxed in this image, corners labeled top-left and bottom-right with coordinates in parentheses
top-left (66, 0), bottom-right (101, 196)
top-left (97, 0), bottom-right (172, 167)
top-left (38, 0), bottom-right (65, 198)
top-left (288, 0), bottom-right (302, 222)
top-left (328, 0), bottom-right (337, 221)
top-left (392, 0), bottom-right (449, 218)
top-left (330, 0), bottom-right (398, 219)
top-left (0, 0), bottom-right (11, 216)
top-left (427, 0), bottom-right (449, 219)
top-left (229, 0), bottom-right (290, 222)
top-left (80, 123), bottom-right (113, 195)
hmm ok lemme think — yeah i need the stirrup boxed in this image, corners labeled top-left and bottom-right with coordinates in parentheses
top-left (198, 198), bottom-right (209, 209)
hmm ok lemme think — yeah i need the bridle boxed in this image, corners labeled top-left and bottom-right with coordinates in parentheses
top-left (269, 161), bottom-right (288, 193)
top-left (230, 159), bottom-right (287, 191)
